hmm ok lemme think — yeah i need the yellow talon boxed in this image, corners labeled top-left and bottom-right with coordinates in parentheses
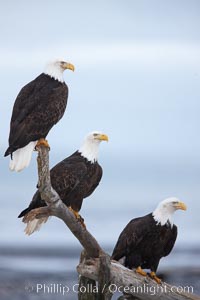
top-left (35, 138), bottom-right (50, 150)
top-left (136, 266), bottom-right (147, 276)
top-left (68, 207), bottom-right (86, 229)
top-left (69, 207), bottom-right (79, 218)
top-left (150, 271), bottom-right (162, 284)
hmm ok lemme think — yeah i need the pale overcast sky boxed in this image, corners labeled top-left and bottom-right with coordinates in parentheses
top-left (1, 0), bottom-right (200, 160)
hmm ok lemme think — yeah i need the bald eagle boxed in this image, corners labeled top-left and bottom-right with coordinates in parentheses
top-left (4, 60), bottom-right (74, 172)
top-left (112, 197), bottom-right (186, 283)
top-left (18, 131), bottom-right (108, 235)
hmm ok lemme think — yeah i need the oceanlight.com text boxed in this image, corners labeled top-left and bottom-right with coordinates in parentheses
top-left (25, 283), bottom-right (194, 296)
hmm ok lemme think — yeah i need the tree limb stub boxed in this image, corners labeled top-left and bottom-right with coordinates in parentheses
top-left (78, 276), bottom-right (97, 300)
top-left (98, 254), bottom-right (113, 300)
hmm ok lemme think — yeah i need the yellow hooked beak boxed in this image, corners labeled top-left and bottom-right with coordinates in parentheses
top-left (97, 134), bottom-right (109, 142)
top-left (63, 62), bottom-right (75, 72)
top-left (174, 201), bottom-right (187, 211)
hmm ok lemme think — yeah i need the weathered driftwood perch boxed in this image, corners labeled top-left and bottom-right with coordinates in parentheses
top-left (32, 145), bottom-right (199, 300)
top-left (78, 256), bottom-right (200, 300)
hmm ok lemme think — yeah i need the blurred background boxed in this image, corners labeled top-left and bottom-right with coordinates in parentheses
top-left (0, 0), bottom-right (200, 299)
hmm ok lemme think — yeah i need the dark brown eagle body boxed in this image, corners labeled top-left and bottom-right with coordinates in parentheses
top-left (112, 213), bottom-right (177, 272)
top-left (18, 151), bottom-right (103, 218)
top-left (5, 73), bottom-right (68, 156)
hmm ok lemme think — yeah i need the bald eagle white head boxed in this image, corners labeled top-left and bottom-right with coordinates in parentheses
top-left (153, 197), bottom-right (187, 227)
top-left (79, 131), bottom-right (109, 163)
top-left (44, 60), bottom-right (75, 82)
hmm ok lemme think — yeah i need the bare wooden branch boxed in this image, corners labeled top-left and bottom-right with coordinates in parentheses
top-left (33, 145), bottom-right (199, 300)
top-left (77, 258), bottom-right (200, 300)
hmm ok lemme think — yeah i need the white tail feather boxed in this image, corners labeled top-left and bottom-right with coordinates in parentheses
top-left (9, 141), bottom-right (37, 172)
top-left (24, 217), bottom-right (48, 235)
